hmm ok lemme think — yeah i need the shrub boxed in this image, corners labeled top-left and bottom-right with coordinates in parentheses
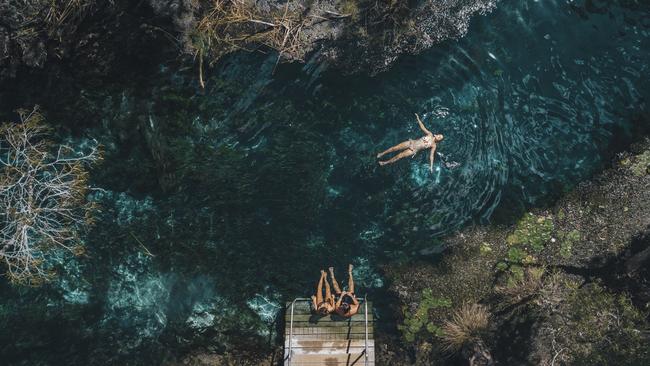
top-left (495, 266), bottom-right (545, 303)
top-left (439, 303), bottom-right (490, 352)
top-left (0, 107), bottom-right (100, 285)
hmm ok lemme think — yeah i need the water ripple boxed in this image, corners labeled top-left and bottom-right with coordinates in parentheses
top-left (364, 0), bottom-right (650, 237)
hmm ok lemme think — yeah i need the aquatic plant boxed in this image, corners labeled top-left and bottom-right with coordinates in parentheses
top-left (0, 108), bottom-right (100, 285)
top-left (399, 288), bottom-right (452, 342)
top-left (439, 303), bottom-right (490, 352)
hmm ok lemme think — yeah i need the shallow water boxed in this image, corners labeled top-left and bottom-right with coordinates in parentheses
top-left (1, 0), bottom-right (650, 363)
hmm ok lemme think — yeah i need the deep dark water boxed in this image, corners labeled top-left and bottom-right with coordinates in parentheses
top-left (1, 0), bottom-right (650, 364)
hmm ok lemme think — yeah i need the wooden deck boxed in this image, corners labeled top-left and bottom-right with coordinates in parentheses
top-left (284, 300), bottom-right (375, 366)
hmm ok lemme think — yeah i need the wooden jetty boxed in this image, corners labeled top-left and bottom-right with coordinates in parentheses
top-left (283, 298), bottom-right (374, 365)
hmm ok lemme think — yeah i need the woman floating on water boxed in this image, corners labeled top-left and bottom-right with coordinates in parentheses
top-left (377, 113), bottom-right (443, 172)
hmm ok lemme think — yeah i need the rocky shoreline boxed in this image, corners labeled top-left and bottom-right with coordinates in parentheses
top-left (0, 0), bottom-right (497, 83)
top-left (381, 139), bottom-right (650, 365)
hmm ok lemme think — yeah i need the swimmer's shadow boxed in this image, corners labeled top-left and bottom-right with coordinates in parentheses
top-left (308, 313), bottom-right (351, 323)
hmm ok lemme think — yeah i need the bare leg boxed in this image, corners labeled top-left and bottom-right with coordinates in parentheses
top-left (316, 270), bottom-right (325, 305)
top-left (329, 267), bottom-right (342, 295)
top-left (377, 141), bottom-right (412, 158)
top-left (324, 272), bottom-right (332, 302)
top-left (347, 264), bottom-right (355, 294)
top-left (379, 149), bottom-right (415, 166)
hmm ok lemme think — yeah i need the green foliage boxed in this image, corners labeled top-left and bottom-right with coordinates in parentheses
top-left (426, 322), bottom-right (445, 337)
top-left (399, 288), bottom-right (452, 343)
top-left (506, 213), bottom-right (554, 252)
top-left (495, 262), bottom-right (508, 271)
top-left (497, 212), bottom-right (555, 286)
top-left (507, 264), bottom-right (525, 283)
top-left (629, 150), bottom-right (650, 176)
top-left (479, 242), bottom-right (493, 255)
top-left (566, 284), bottom-right (649, 365)
top-left (497, 213), bottom-right (555, 283)
top-left (560, 230), bottom-right (580, 258)
top-left (507, 247), bottom-right (526, 263)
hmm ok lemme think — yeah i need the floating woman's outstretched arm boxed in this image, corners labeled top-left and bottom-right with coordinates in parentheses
top-left (429, 144), bottom-right (437, 172)
top-left (415, 114), bottom-right (431, 135)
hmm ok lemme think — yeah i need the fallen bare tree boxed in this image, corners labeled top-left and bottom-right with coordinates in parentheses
top-left (0, 107), bottom-right (101, 285)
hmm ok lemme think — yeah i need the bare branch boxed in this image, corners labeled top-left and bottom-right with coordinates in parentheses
top-left (0, 107), bottom-right (100, 285)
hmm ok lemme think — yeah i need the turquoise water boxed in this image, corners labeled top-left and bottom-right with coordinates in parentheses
top-left (1, 0), bottom-right (650, 364)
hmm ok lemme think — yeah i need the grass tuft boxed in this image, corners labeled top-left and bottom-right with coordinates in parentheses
top-left (439, 303), bottom-right (490, 352)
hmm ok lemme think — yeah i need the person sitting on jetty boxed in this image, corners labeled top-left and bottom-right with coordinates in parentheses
top-left (311, 270), bottom-right (335, 316)
top-left (377, 113), bottom-right (444, 172)
top-left (329, 264), bottom-right (359, 318)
